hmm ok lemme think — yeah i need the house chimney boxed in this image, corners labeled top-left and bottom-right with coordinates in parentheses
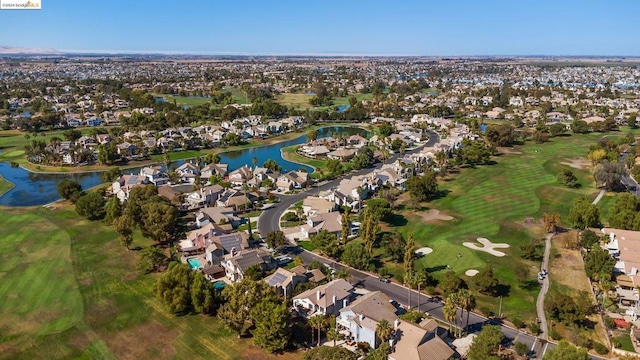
top-left (359, 314), bottom-right (364, 322)
top-left (332, 295), bottom-right (337, 305)
top-left (343, 298), bottom-right (348, 308)
top-left (394, 319), bottom-right (400, 330)
top-left (317, 290), bottom-right (322, 301)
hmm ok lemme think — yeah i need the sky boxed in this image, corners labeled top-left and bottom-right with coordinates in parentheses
top-left (0, 0), bottom-right (639, 56)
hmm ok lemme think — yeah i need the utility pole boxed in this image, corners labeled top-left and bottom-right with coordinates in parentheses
top-left (498, 296), bottom-right (503, 318)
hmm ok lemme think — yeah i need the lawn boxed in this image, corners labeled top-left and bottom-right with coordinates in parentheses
top-left (275, 92), bottom-right (373, 110)
top-left (0, 173), bottom-right (14, 195)
top-left (0, 205), bottom-right (301, 360)
top-left (391, 132), bottom-right (626, 322)
top-left (152, 93), bottom-right (211, 107)
top-left (614, 334), bottom-right (635, 352)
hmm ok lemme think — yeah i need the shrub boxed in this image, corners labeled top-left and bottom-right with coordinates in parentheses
top-left (604, 315), bottom-right (616, 329)
top-left (549, 328), bottom-right (562, 341)
top-left (511, 317), bottom-right (523, 329)
top-left (282, 212), bottom-right (299, 222)
top-left (514, 342), bottom-right (529, 356)
top-left (528, 322), bottom-right (540, 335)
top-left (593, 342), bottom-right (609, 355)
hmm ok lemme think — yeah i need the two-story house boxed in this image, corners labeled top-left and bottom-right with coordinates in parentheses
top-left (292, 279), bottom-right (355, 318)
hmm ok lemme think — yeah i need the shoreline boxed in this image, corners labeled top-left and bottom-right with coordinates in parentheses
top-left (280, 146), bottom-right (318, 172)
top-left (5, 123), bottom-right (363, 175)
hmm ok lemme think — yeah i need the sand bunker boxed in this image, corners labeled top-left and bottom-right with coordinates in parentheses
top-left (465, 269), bottom-right (479, 277)
top-left (415, 247), bottom-right (433, 256)
top-left (497, 147), bottom-right (522, 155)
top-left (463, 237), bottom-right (510, 257)
top-left (561, 157), bottom-right (590, 170)
top-left (418, 209), bottom-right (454, 222)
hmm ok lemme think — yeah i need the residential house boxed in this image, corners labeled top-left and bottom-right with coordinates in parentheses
top-left (389, 320), bottom-right (455, 360)
top-left (337, 291), bottom-right (400, 349)
top-left (195, 206), bottom-right (238, 228)
top-left (185, 184), bottom-right (223, 208)
top-left (112, 174), bottom-right (147, 202)
top-left (327, 148), bottom-right (358, 161)
top-left (276, 171), bottom-right (309, 191)
top-left (264, 267), bottom-right (308, 298)
top-left (302, 196), bottom-right (337, 217)
top-left (292, 279), bottom-right (355, 318)
top-left (228, 165), bottom-right (253, 187)
top-left (140, 166), bottom-right (168, 185)
top-left (300, 211), bottom-right (343, 239)
top-left (348, 135), bottom-right (369, 148)
top-left (216, 189), bottom-right (255, 212)
top-left (201, 163), bottom-right (229, 179)
top-left (117, 142), bottom-right (136, 157)
top-left (175, 162), bottom-right (200, 183)
top-left (222, 248), bottom-right (275, 282)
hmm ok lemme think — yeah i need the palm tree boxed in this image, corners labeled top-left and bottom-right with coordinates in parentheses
top-left (457, 289), bottom-right (477, 333)
top-left (376, 319), bottom-right (393, 346)
top-left (443, 300), bottom-right (458, 338)
top-left (326, 327), bottom-right (342, 346)
top-left (308, 314), bottom-right (326, 347)
top-left (414, 271), bottom-right (427, 313)
top-left (404, 271), bottom-right (415, 310)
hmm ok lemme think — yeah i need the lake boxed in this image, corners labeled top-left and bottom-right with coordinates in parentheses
top-left (0, 126), bottom-right (367, 207)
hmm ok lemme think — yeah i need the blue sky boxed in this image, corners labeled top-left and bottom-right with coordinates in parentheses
top-left (0, 0), bottom-right (638, 55)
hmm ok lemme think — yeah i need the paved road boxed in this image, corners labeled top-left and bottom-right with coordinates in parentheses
top-left (619, 151), bottom-right (640, 197)
top-left (257, 130), bottom-right (606, 359)
top-left (535, 233), bottom-right (553, 341)
top-left (258, 130), bottom-right (441, 237)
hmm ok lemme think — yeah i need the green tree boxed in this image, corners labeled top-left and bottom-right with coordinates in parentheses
top-left (327, 159), bottom-right (343, 177)
top-left (341, 211), bottom-right (350, 244)
top-left (311, 230), bottom-right (340, 258)
top-left (204, 153), bottom-right (221, 164)
top-left (57, 179), bottom-right (83, 201)
top-left (568, 197), bottom-right (600, 229)
top-left (406, 171), bottom-right (438, 204)
top-left (579, 229), bottom-right (600, 248)
top-left (456, 139), bottom-right (491, 167)
top-left (473, 265), bottom-right (499, 296)
top-left (379, 122), bottom-right (394, 137)
top-left (263, 158), bottom-right (282, 172)
top-left (218, 278), bottom-right (275, 337)
top-left (594, 161), bottom-right (628, 191)
top-left (75, 192), bottom-right (105, 219)
top-left (307, 129), bottom-right (318, 141)
top-left (549, 123), bottom-right (567, 137)
top-left (101, 167), bottom-right (123, 183)
top-left (244, 264), bottom-right (263, 281)
top-left (137, 246), bottom-right (167, 273)
top-left (403, 233), bottom-right (417, 276)
top-left (441, 271), bottom-right (465, 297)
top-left (571, 120), bottom-right (590, 134)
top-left (266, 230), bottom-right (287, 249)
top-left (365, 198), bottom-right (392, 222)
top-left (584, 245), bottom-right (616, 281)
top-left (250, 300), bottom-right (291, 353)
top-left (485, 124), bottom-right (517, 146)
top-left (140, 200), bottom-right (177, 243)
top-left (155, 262), bottom-right (192, 313)
top-left (97, 143), bottom-right (119, 165)
top-left (341, 242), bottom-right (372, 270)
top-left (381, 232), bottom-right (405, 262)
top-left (443, 299), bottom-right (459, 337)
top-left (544, 340), bottom-right (589, 360)
top-left (467, 325), bottom-right (504, 360)
top-left (113, 214), bottom-right (134, 250)
top-left (308, 314), bottom-right (326, 347)
top-left (557, 168), bottom-right (578, 188)
top-left (608, 193), bottom-right (640, 230)
top-left (375, 319), bottom-right (393, 344)
top-left (103, 196), bottom-right (122, 225)
top-left (457, 289), bottom-right (477, 331)
top-left (303, 346), bottom-right (356, 360)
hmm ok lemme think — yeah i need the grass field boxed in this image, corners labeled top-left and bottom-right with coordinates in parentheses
top-left (390, 132), bottom-right (629, 321)
top-left (152, 94), bottom-right (211, 107)
top-left (275, 93), bottom-right (374, 110)
top-left (0, 206), bottom-right (301, 360)
top-left (0, 174), bottom-right (14, 195)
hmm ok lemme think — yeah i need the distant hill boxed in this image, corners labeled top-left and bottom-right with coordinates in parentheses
top-left (0, 46), bottom-right (62, 54)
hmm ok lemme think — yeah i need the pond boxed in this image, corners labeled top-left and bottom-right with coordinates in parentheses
top-left (0, 126), bottom-right (368, 207)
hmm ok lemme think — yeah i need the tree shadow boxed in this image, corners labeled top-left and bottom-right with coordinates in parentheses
top-left (425, 265), bottom-right (448, 272)
top-left (495, 283), bottom-right (511, 297)
top-left (386, 213), bottom-right (408, 227)
top-left (520, 280), bottom-right (541, 291)
top-left (429, 189), bottom-right (451, 201)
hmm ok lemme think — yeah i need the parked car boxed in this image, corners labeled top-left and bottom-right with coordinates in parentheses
top-left (379, 277), bottom-right (391, 283)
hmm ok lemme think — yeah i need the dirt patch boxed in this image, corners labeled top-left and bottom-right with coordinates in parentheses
top-left (417, 209), bottom-right (454, 222)
top-left (560, 157), bottom-right (590, 170)
top-left (102, 321), bottom-right (176, 360)
top-left (121, 272), bottom-right (138, 282)
top-left (549, 235), bottom-right (590, 292)
top-left (497, 147), bottom-right (523, 155)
